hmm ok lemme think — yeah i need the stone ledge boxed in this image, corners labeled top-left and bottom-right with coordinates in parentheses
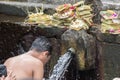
top-left (0, 1), bottom-right (57, 16)
top-left (89, 27), bottom-right (120, 44)
top-left (101, 2), bottom-right (120, 10)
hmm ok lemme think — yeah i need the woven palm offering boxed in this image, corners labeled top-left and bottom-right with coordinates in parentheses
top-left (24, 7), bottom-right (53, 27)
top-left (100, 10), bottom-right (120, 34)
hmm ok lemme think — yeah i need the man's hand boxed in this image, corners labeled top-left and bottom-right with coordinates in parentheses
top-left (0, 71), bottom-right (16, 80)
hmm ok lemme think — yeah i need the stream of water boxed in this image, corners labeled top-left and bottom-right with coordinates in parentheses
top-left (49, 48), bottom-right (75, 80)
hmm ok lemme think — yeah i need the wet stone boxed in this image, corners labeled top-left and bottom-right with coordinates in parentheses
top-left (101, 43), bottom-right (120, 80)
top-left (0, 22), bottom-right (67, 79)
top-left (0, 22), bottom-right (66, 62)
top-left (89, 27), bottom-right (120, 80)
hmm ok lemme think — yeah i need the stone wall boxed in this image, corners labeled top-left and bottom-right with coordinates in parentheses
top-left (90, 27), bottom-right (120, 80)
top-left (98, 0), bottom-right (120, 80)
top-left (0, 22), bottom-right (67, 78)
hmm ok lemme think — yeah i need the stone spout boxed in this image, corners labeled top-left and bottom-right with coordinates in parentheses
top-left (61, 29), bottom-right (96, 70)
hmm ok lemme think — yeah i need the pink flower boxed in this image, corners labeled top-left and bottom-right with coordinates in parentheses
top-left (70, 6), bottom-right (75, 10)
top-left (112, 13), bottom-right (117, 17)
top-left (109, 29), bottom-right (115, 33)
top-left (111, 13), bottom-right (118, 19)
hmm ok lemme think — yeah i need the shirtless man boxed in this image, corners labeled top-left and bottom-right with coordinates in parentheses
top-left (4, 36), bottom-right (52, 80)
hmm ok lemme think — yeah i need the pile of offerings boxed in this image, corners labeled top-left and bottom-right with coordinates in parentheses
top-left (25, 1), bottom-right (94, 31)
top-left (24, 7), bottom-right (53, 26)
top-left (70, 1), bottom-right (93, 30)
top-left (52, 1), bottom-right (93, 30)
top-left (100, 10), bottom-right (120, 34)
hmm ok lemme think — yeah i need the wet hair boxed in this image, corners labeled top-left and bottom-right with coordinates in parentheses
top-left (30, 36), bottom-right (52, 55)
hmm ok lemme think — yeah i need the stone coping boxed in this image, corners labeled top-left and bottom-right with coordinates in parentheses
top-left (0, 1), bottom-right (57, 16)
top-left (96, 33), bottom-right (120, 44)
top-left (89, 28), bottom-right (120, 44)
top-left (0, 22), bottom-right (67, 38)
top-left (101, 2), bottom-right (120, 10)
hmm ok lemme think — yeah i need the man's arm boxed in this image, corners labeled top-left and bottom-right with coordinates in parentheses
top-left (33, 63), bottom-right (44, 80)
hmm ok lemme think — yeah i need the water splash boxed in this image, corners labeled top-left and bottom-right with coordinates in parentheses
top-left (49, 48), bottom-right (75, 80)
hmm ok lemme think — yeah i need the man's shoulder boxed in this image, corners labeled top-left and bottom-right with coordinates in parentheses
top-left (4, 57), bottom-right (18, 69)
top-left (4, 57), bottom-right (13, 65)
top-left (20, 55), bottom-right (43, 66)
top-left (28, 58), bottom-right (43, 66)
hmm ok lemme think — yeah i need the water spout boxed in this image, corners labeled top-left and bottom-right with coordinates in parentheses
top-left (49, 48), bottom-right (75, 80)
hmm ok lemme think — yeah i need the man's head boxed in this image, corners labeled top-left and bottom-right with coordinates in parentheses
top-left (30, 36), bottom-right (52, 64)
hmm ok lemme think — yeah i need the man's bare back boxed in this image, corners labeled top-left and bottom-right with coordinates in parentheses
top-left (4, 53), bottom-right (44, 80)
top-left (3, 36), bottom-right (52, 80)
